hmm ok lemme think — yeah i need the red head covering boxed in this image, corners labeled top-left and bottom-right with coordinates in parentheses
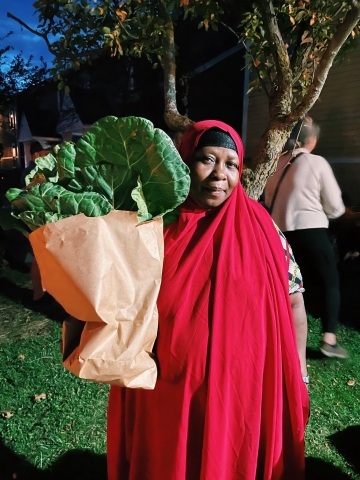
top-left (178, 119), bottom-right (244, 175)
top-left (107, 120), bottom-right (308, 480)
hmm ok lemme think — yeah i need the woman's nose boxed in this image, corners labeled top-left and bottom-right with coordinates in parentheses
top-left (212, 162), bottom-right (226, 179)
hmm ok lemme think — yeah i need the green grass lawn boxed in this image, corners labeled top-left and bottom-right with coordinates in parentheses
top-left (305, 316), bottom-right (360, 479)
top-left (0, 264), bottom-right (109, 480)
top-left (1, 262), bottom-right (360, 479)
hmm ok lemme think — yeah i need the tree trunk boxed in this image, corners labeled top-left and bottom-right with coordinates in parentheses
top-left (159, 5), bottom-right (194, 132)
top-left (242, 120), bottom-right (294, 199)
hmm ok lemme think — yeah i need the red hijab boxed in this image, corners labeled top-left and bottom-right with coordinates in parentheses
top-left (155, 120), bottom-right (308, 479)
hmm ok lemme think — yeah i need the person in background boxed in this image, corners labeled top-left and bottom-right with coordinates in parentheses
top-left (107, 120), bottom-right (309, 480)
top-left (265, 117), bottom-right (347, 358)
top-left (20, 141), bottom-right (51, 188)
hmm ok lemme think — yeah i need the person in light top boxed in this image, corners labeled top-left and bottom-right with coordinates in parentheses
top-left (265, 117), bottom-right (347, 359)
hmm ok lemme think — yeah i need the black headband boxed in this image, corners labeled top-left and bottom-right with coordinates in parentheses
top-left (196, 129), bottom-right (238, 153)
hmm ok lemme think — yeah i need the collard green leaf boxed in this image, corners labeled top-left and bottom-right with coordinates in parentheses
top-left (9, 183), bottom-right (113, 231)
top-left (75, 116), bottom-right (190, 218)
top-left (131, 177), bottom-right (152, 223)
top-left (17, 211), bottom-right (73, 232)
top-left (71, 164), bottom-right (137, 211)
top-left (34, 183), bottom-right (113, 217)
top-left (25, 153), bottom-right (58, 186)
top-left (11, 187), bottom-right (54, 214)
top-left (26, 173), bottom-right (48, 189)
top-left (53, 142), bottom-right (77, 180)
top-left (6, 188), bottom-right (23, 203)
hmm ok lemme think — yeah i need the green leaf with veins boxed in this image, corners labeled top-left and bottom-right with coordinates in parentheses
top-left (54, 142), bottom-right (77, 180)
top-left (37, 183), bottom-right (113, 218)
top-left (11, 187), bottom-right (54, 214)
top-left (75, 116), bottom-right (190, 218)
top-left (10, 183), bottom-right (113, 230)
top-left (17, 211), bottom-right (73, 232)
top-left (131, 177), bottom-right (152, 223)
top-left (25, 153), bottom-right (58, 186)
top-left (71, 164), bottom-right (138, 211)
top-left (6, 188), bottom-right (23, 203)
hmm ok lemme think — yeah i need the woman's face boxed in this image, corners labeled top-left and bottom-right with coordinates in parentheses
top-left (189, 146), bottom-right (240, 208)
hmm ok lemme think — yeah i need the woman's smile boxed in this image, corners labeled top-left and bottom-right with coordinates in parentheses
top-left (204, 186), bottom-right (225, 196)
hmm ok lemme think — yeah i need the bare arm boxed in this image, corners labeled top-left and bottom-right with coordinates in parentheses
top-left (272, 221), bottom-right (308, 378)
top-left (290, 292), bottom-right (308, 378)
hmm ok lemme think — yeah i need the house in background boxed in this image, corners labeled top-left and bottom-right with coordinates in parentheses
top-left (245, 44), bottom-right (360, 207)
top-left (0, 104), bottom-right (22, 201)
top-left (0, 104), bottom-right (18, 169)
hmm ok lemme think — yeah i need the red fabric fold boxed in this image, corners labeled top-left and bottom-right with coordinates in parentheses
top-left (107, 120), bottom-right (309, 480)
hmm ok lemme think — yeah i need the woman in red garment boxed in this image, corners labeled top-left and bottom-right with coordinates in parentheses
top-left (107, 120), bottom-right (309, 480)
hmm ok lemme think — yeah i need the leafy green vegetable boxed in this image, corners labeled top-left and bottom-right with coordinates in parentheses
top-left (70, 164), bottom-right (138, 211)
top-left (75, 116), bottom-right (190, 217)
top-left (25, 152), bottom-right (58, 185)
top-left (5, 188), bottom-right (23, 203)
top-left (16, 211), bottom-right (72, 233)
top-left (131, 177), bottom-right (151, 223)
top-left (4, 116), bottom-right (190, 233)
top-left (54, 142), bottom-right (77, 181)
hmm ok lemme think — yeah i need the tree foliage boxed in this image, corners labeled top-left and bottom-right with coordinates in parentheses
top-left (0, 33), bottom-right (48, 146)
top-left (7, 0), bottom-right (360, 198)
top-left (241, 1), bottom-right (360, 99)
top-left (0, 35), bottom-right (48, 103)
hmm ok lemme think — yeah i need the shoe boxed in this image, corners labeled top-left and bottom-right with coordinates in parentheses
top-left (320, 342), bottom-right (349, 359)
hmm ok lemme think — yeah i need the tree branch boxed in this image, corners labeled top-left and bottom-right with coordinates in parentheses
top-left (292, 1), bottom-right (360, 119)
top-left (118, 20), bottom-right (139, 40)
top-left (7, 11), bottom-right (106, 62)
top-left (290, 37), bottom-right (313, 85)
top-left (7, 12), bottom-right (54, 54)
top-left (158, 2), bottom-right (193, 131)
top-left (219, 20), bottom-right (239, 41)
top-left (7, 12), bottom-right (42, 38)
top-left (257, 0), bottom-right (292, 95)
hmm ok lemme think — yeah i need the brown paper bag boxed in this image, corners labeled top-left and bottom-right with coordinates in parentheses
top-left (29, 210), bottom-right (164, 389)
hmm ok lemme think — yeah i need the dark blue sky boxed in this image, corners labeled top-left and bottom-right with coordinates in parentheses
top-left (1, 0), bottom-right (54, 68)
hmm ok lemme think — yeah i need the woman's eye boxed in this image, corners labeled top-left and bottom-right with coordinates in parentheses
top-left (227, 162), bottom-right (238, 169)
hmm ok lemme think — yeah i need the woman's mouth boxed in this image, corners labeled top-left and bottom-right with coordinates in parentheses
top-left (204, 187), bottom-right (224, 196)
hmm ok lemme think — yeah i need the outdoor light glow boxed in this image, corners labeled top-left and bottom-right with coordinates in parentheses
top-left (9, 113), bottom-right (15, 129)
